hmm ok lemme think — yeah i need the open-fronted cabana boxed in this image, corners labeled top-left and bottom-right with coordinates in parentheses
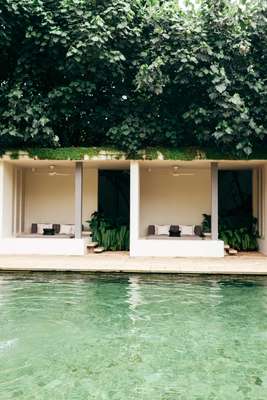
top-left (0, 155), bottom-right (266, 257)
top-left (0, 158), bottom-right (129, 255)
top-left (129, 160), bottom-right (266, 257)
top-left (129, 160), bottom-right (223, 257)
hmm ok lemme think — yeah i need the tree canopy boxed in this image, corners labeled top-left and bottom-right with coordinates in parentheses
top-left (0, 0), bottom-right (266, 155)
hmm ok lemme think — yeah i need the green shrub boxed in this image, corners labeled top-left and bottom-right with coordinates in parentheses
top-left (219, 227), bottom-right (258, 251)
top-left (88, 212), bottom-right (129, 251)
top-left (219, 216), bottom-right (258, 251)
top-left (202, 214), bottom-right (258, 251)
top-left (202, 214), bottom-right (211, 233)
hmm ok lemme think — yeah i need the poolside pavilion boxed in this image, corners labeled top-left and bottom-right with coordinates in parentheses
top-left (0, 153), bottom-right (266, 257)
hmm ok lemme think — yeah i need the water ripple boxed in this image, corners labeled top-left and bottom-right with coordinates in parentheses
top-left (0, 273), bottom-right (267, 399)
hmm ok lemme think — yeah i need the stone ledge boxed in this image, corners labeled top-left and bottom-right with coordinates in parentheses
top-left (0, 253), bottom-right (266, 275)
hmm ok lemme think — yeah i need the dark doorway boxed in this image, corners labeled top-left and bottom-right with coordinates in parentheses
top-left (98, 170), bottom-right (130, 224)
top-left (218, 170), bottom-right (253, 229)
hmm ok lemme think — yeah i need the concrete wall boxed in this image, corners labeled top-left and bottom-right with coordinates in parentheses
top-left (139, 167), bottom-right (211, 237)
top-left (24, 167), bottom-right (98, 232)
top-left (0, 162), bottom-right (14, 238)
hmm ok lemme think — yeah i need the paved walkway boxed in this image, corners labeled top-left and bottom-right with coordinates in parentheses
top-left (0, 252), bottom-right (266, 274)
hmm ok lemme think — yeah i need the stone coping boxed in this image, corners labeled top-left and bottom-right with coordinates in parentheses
top-left (0, 253), bottom-right (266, 275)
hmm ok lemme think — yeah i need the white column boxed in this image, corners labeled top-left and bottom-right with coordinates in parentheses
top-left (75, 162), bottom-right (83, 239)
top-left (130, 161), bottom-right (140, 255)
top-left (0, 162), bottom-right (14, 238)
top-left (211, 162), bottom-right (218, 240)
top-left (258, 165), bottom-right (267, 255)
top-left (0, 162), bottom-right (4, 238)
top-left (253, 167), bottom-right (263, 237)
top-left (12, 167), bottom-right (17, 236)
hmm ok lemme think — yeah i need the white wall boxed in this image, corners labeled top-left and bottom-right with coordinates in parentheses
top-left (0, 238), bottom-right (86, 255)
top-left (0, 162), bottom-right (14, 238)
top-left (131, 238), bottom-right (224, 258)
top-left (258, 164), bottom-right (267, 255)
top-left (139, 167), bottom-right (211, 236)
top-left (24, 167), bottom-right (98, 232)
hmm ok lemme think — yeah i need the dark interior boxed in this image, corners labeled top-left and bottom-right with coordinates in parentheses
top-left (219, 170), bottom-right (253, 229)
top-left (98, 170), bottom-right (130, 224)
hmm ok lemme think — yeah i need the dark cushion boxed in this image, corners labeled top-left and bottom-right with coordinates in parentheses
top-left (147, 225), bottom-right (155, 235)
top-left (31, 223), bottom-right (37, 234)
top-left (52, 224), bottom-right (61, 234)
top-left (43, 228), bottom-right (55, 236)
top-left (169, 230), bottom-right (181, 237)
top-left (169, 225), bottom-right (180, 233)
top-left (194, 225), bottom-right (203, 237)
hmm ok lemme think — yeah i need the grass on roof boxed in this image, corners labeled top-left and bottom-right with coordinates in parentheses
top-left (2, 146), bottom-right (267, 161)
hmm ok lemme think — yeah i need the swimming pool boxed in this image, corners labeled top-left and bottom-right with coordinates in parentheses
top-left (0, 273), bottom-right (266, 399)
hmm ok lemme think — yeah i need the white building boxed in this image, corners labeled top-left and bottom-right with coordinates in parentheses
top-left (0, 154), bottom-right (266, 257)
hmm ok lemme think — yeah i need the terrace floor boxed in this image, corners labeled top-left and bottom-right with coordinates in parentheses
top-left (0, 252), bottom-right (266, 275)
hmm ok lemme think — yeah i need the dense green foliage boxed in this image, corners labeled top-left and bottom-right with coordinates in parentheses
top-left (219, 226), bottom-right (258, 251)
top-left (202, 213), bottom-right (258, 251)
top-left (0, 0), bottom-right (266, 155)
top-left (7, 145), bottom-right (267, 161)
top-left (88, 212), bottom-right (129, 251)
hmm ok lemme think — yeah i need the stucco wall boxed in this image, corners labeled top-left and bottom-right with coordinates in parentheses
top-left (139, 167), bottom-right (211, 237)
top-left (0, 162), bottom-right (14, 238)
top-left (24, 168), bottom-right (98, 232)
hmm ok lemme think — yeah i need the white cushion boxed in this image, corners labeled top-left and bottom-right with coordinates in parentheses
top-left (37, 224), bottom-right (52, 234)
top-left (60, 224), bottom-right (75, 235)
top-left (156, 225), bottom-right (170, 236)
top-left (180, 225), bottom-right (194, 236)
top-left (69, 225), bottom-right (75, 235)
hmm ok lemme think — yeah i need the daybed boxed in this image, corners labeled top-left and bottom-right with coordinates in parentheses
top-left (16, 223), bottom-right (90, 238)
top-left (146, 224), bottom-right (210, 240)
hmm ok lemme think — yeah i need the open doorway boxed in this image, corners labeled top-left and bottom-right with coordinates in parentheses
top-left (90, 170), bottom-right (130, 252)
top-left (218, 170), bottom-right (258, 251)
top-left (219, 170), bottom-right (253, 229)
top-left (98, 170), bottom-right (130, 225)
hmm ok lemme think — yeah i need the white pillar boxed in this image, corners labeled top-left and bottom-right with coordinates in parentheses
top-left (75, 162), bottom-right (83, 239)
top-left (130, 161), bottom-right (140, 255)
top-left (0, 162), bottom-right (4, 238)
top-left (253, 167), bottom-right (264, 237)
top-left (0, 162), bottom-right (14, 238)
top-left (211, 162), bottom-right (218, 240)
top-left (12, 167), bottom-right (17, 236)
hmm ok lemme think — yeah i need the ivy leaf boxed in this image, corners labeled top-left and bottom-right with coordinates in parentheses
top-left (243, 146), bottom-right (252, 156)
top-left (229, 93), bottom-right (243, 107)
top-left (215, 83), bottom-right (227, 93)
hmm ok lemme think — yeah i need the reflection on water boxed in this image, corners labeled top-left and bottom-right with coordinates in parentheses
top-left (127, 276), bottom-right (143, 323)
top-left (0, 273), bottom-right (267, 399)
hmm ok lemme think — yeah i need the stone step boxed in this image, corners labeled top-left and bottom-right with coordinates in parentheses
top-left (87, 242), bottom-right (98, 248)
top-left (94, 246), bottom-right (105, 254)
top-left (228, 248), bottom-right (238, 256)
top-left (82, 231), bottom-right (92, 237)
top-left (224, 244), bottom-right (230, 250)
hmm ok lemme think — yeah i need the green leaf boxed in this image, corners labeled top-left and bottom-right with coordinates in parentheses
top-left (215, 83), bottom-right (227, 94)
top-left (229, 93), bottom-right (243, 107)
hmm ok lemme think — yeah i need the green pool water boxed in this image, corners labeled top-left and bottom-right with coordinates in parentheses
top-left (0, 273), bottom-right (267, 400)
